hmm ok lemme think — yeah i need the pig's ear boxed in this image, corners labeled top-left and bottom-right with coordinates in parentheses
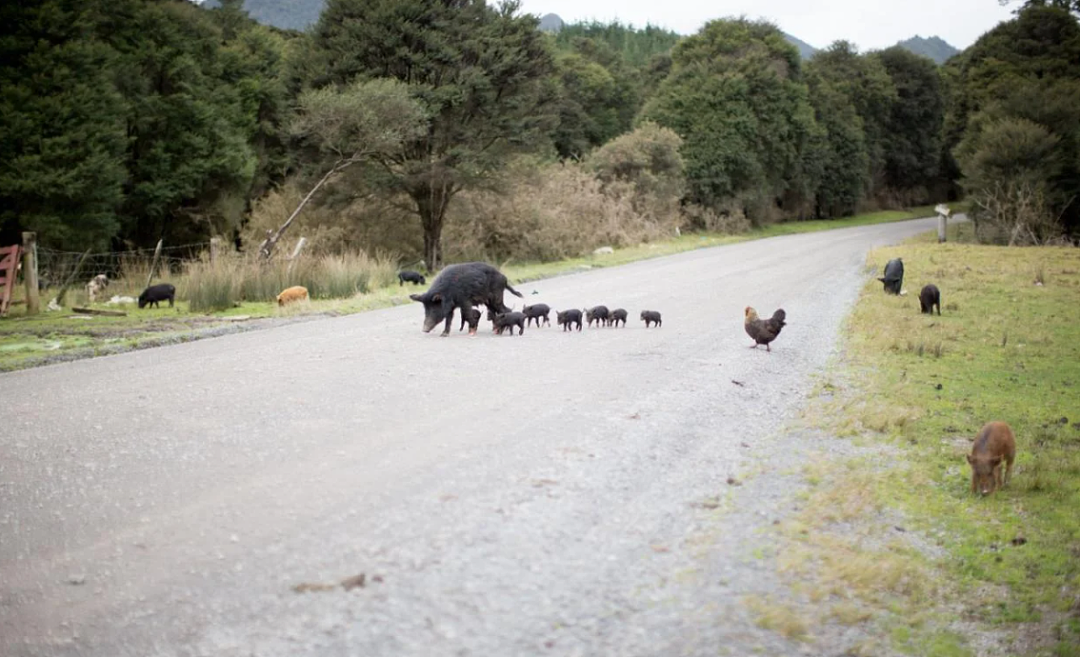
top-left (432, 293), bottom-right (442, 303)
top-left (409, 293), bottom-right (426, 302)
top-left (966, 454), bottom-right (974, 464)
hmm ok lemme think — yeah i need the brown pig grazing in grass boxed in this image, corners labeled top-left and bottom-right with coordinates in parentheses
top-left (967, 421), bottom-right (1016, 496)
top-left (277, 286), bottom-right (309, 306)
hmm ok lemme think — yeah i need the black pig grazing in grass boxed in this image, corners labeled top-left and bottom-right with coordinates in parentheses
top-left (493, 311), bottom-right (526, 336)
top-left (138, 283), bottom-right (176, 309)
top-left (410, 262), bottom-right (523, 336)
top-left (522, 304), bottom-right (551, 327)
top-left (557, 309), bottom-right (583, 332)
top-left (640, 310), bottom-right (662, 328)
top-left (398, 270), bottom-right (426, 286)
top-left (586, 305), bottom-right (610, 328)
top-left (609, 308), bottom-right (628, 327)
top-left (919, 284), bottom-right (941, 315)
top-left (460, 307), bottom-right (482, 332)
top-left (878, 258), bottom-right (904, 294)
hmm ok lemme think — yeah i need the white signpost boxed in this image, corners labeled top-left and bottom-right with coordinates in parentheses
top-left (935, 203), bottom-right (951, 243)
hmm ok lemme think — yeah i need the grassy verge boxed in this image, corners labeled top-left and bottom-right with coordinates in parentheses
top-left (0, 205), bottom-right (941, 371)
top-left (779, 222), bottom-right (1080, 655)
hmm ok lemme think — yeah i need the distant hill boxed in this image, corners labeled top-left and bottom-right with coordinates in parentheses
top-left (782, 32), bottom-right (817, 60)
top-left (203, 0), bottom-right (322, 31)
top-left (539, 13), bottom-right (564, 32)
top-left (895, 35), bottom-right (959, 64)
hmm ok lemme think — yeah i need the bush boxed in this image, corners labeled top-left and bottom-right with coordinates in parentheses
top-left (956, 117), bottom-right (1064, 244)
top-left (444, 159), bottom-right (681, 263)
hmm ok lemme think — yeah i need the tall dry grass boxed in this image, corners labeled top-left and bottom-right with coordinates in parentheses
top-left (184, 249), bottom-right (398, 312)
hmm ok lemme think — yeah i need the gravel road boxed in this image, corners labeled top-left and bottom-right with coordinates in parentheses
top-left (1, 217), bottom-right (940, 657)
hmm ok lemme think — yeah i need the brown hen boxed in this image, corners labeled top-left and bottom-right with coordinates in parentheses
top-left (744, 306), bottom-right (786, 352)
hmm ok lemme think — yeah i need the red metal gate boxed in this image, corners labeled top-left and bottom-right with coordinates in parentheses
top-left (0, 244), bottom-right (22, 316)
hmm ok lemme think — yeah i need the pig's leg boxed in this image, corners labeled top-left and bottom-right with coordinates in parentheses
top-left (441, 309), bottom-right (454, 337)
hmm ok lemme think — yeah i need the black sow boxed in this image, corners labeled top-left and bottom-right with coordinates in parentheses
top-left (410, 262), bottom-right (523, 336)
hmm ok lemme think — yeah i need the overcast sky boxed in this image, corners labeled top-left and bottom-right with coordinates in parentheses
top-left (520, 0), bottom-right (1018, 51)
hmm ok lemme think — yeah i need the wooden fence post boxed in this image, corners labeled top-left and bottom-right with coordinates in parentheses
top-left (22, 232), bottom-right (39, 315)
top-left (145, 239), bottom-right (163, 289)
top-left (210, 237), bottom-right (221, 264)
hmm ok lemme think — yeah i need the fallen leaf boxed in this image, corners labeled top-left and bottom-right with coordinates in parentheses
top-left (340, 574), bottom-right (366, 591)
top-left (292, 582), bottom-right (336, 594)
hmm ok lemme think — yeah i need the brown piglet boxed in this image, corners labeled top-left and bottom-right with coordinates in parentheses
top-left (966, 421), bottom-right (1016, 496)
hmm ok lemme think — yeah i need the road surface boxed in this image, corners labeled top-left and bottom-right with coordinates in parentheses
top-left (1, 217), bottom-right (939, 656)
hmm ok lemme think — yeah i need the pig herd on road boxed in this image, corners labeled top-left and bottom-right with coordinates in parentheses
top-left (408, 262), bottom-right (661, 337)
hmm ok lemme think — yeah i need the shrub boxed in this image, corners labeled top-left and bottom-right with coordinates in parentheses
top-left (445, 159), bottom-right (680, 263)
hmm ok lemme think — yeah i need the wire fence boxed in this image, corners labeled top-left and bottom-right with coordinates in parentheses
top-left (35, 242), bottom-right (212, 289)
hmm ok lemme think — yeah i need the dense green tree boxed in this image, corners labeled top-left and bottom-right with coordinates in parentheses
top-left (553, 21), bottom-right (680, 68)
top-left (1003, 0), bottom-right (1080, 14)
top-left (550, 38), bottom-right (641, 159)
top-left (947, 5), bottom-right (1080, 234)
top-left (0, 0), bottom-right (291, 250)
top-left (640, 18), bottom-right (817, 223)
top-left (805, 42), bottom-right (895, 194)
top-left (805, 71), bottom-right (869, 217)
top-left (108, 0), bottom-right (262, 246)
top-left (216, 21), bottom-right (292, 216)
top-left (309, 0), bottom-right (556, 269)
top-left (0, 0), bottom-right (128, 249)
top-left (874, 47), bottom-right (944, 198)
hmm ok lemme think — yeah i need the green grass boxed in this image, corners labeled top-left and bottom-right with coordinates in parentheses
top-left (801, 228), bottom-right (1080, 654)
top-left (0, 205), bottom-right (943, 371)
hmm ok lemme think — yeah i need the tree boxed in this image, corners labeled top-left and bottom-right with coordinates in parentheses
top-left (550, 38), bottom-right (642, 159)
top-left (956, 117), bottom-right (1063, 243)
top-left (109, 0), bottom-right (265, 247)
top-left (553, 20), bottom-right (681, 68)
top-left (805, 71), bottom-right (869, 217)
top-left (874, 47), bottom-right (945, 198)
top-left (551, 51), bottom-right (621, 159)
top-left (640, 18), bottom-right (817, 224)
top-left (309, 0), bottom-right (556, 270)
top-left (805, 41), bottom-right (895, 195)
top-left (947, 5), bottom-right (1080, 234)
top-left (259, 79), bottom-right (427, 258)
top-left (586, 122), bottom-right (685, 217)
top-left (0, 0), bottom-right (128, 249)
top-left (1000, 0), bottom-right (1080, 15)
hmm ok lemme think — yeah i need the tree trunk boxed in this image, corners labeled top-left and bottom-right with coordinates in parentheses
top-left (414, 181), bottom-right (453, 272)
top-left (423, 227), bottom-right (442, 273)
